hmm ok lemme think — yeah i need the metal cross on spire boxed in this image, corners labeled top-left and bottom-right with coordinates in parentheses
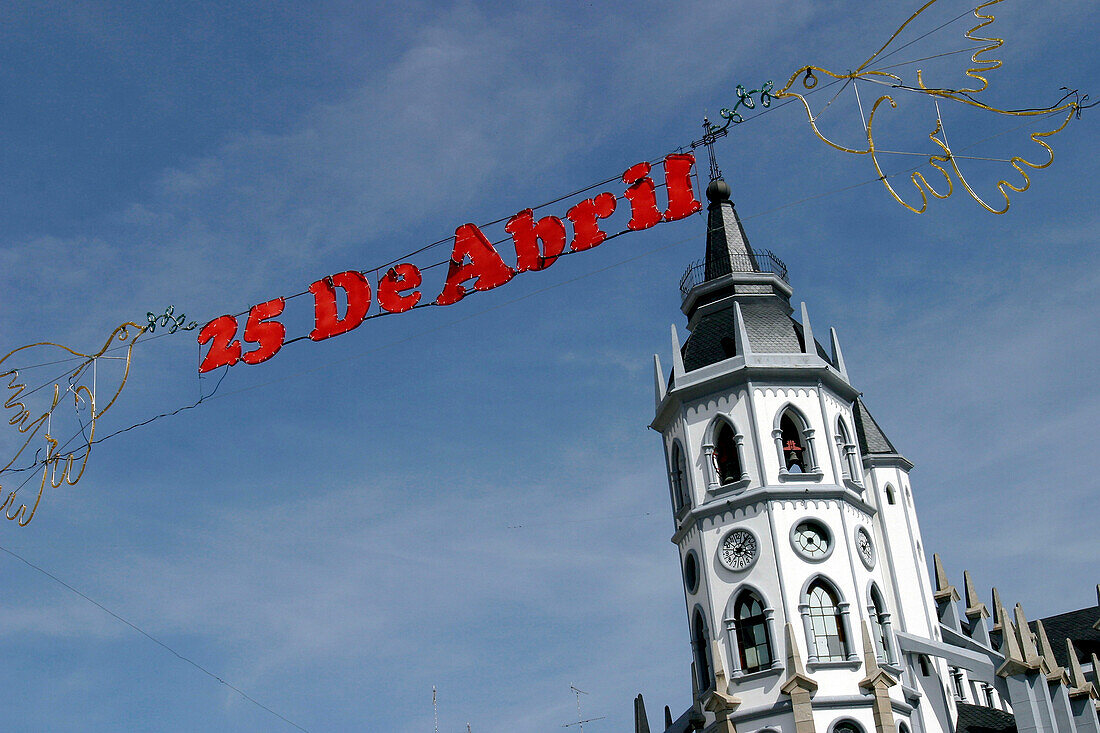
top-left (704, 117), bottom-right (721, 181)
top-left (691, 80), bottom-right (774, 182)
top-left (697, 116), bottom-right (726, 182)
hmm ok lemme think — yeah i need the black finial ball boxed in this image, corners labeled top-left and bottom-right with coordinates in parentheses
top-left (706, 178), bottom-right (731, 203)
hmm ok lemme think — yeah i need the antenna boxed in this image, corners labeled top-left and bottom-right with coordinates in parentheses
top-left (433, 686), bottom-right (439, 733)
top-left (562, 684), bottom-right (606, 731)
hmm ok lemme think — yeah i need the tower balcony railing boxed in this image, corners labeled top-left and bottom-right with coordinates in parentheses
top-left (679, 249), bottom-right (789, 301)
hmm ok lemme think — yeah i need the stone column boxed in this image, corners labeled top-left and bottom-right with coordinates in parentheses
top-left (764, 608), bottom-right (779, 668)
top-left (803, 428), bottom-right (820, 472)
top-left (845, 445), bottom-right (862, 484)
top-left (798, 603), bottom-right (817, 664)
top-left (734, 434), bottom-right (749, 481)
top-left (725, 616), bottom-right (743, 676)
top-left (772, 429), bottom-right (787, 476)
top-left (703, 442), bottom-right (718, 491)
top-left (834, 435), bottom-right (848, 479)
top-left (838, 602), bottom-right (859, 661)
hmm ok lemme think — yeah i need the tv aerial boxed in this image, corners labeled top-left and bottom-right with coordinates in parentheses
top-left (562, 684), bottom-right (606, 730)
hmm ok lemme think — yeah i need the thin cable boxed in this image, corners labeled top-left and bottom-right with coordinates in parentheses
top-left (872, 45), bottom-right (986, 73)
top-left (872, 149), bottom-right (1013, 162)
top-left (0, 543), bottom-right (310, 732)
top-left (506, 510), bottom-right (653, 530)
top-left (0, 366), bottom-right (230, 478)
top-left (865, 6), bottom-right (976, 70)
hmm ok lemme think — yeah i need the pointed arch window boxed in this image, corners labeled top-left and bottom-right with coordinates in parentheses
top-left (773, 408), bottom-right (819, 477)
top-left (691, 610), bottom-right (713, 693)
top-left (734, 591), bottom-right (773, 672)
top-left (835, 418), bottom-right (861, 484)
top-left (805, 581), bottom-right (849, 662)
top-left (885, 484), bottom-right (896, 505)
top-left (714, 422), bottom-right (745, 485)
top-left (781, 413), bottom-right (807, 472)
top-left (869, 585), bottom-right (893, 663)
top-left (669, 441), bottom-right (689, 514)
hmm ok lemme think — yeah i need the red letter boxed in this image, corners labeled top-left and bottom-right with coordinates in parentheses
top-left (662, 153), bottom-right (702, 221)
top-left (378, 263), bottom-right (423, 313)
top-left (505, 209), bottom-right (566, 272)
top-left (622, 162), bottom-right (661, 231)
top-left (309, 270), bottom-right (372, 341)
top-left (435, 223), bottom-right (515, 306)
top-left (197, 315), bottom-right (241, 373)
top-left (241, 297), bottom-right (286, 365)
top-left (566, 192), bottom-right (617, 252)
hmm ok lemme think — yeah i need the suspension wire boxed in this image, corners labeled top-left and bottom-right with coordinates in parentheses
top-left (864, 6), bottom-right (977, 70)
top-left (0, 541), bottom-right (310, 732)
top-left (872, 45), bottom-right (986, 73)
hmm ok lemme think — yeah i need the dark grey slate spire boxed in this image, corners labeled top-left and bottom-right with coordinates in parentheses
top-left (852, 398), bottom-right (899, 455)
top-left (703, 178), bottom-right (759, 281)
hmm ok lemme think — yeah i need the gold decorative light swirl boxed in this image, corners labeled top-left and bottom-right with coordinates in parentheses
top-left (0, 322), bottom-right (143, 526)
top-left (773, 0), bottom-right (1082, 214)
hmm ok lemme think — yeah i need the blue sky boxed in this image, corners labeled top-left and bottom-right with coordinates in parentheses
top-left (0, 1), bottom-right (1096, 730)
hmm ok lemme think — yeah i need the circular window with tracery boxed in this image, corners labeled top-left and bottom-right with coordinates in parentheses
top-left (791, 519), bottom-right (833, 561)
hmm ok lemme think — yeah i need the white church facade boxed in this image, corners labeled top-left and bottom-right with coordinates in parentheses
top-left (634, 174), bottom-right (1100, 733)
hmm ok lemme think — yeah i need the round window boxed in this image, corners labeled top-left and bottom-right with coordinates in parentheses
top-left (791, 519), bottom-right (833, 561)
top-left (832, 720), bottom-right (864, 733)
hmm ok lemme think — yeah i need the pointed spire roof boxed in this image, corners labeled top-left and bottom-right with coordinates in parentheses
top-left (964, 571), bottom-right (990, 619)
top-left (703, 178), bottom-right (758, 281)
top-left (1014, 604), bottom-right (1045, 670)
top-left (1095, 584), bottom-right (1100, 631)
top-left (858, 620), bottom-right (898, 691)
top-left (995, 611), bottom-right (1031, 677)
top-left (1066, 640), bottom-right (1096, 699)
top-left (780, 622), bottom-right (819, 695)
top-left (933, 554), bottom-right (961, 603)
top-left (1034, 619), bottom-right (1067, 682)
top-left (991, 587), bottom-right (1005, 632)
top-left (634, 694), bottom-right (651, 733)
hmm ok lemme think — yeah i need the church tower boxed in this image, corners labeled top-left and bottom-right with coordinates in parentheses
top-left (649, 176), bottom-right (956, 733)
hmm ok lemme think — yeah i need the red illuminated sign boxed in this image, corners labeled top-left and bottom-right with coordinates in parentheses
top-left (197, 154), bottom-right (702, 372)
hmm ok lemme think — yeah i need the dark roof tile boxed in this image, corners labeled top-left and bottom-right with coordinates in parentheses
top-left (853, 398), bottom-right (899, 455)
top-left (955, 702), bottom-right (1017, 733)
top-left (1032, 605), bottom-right (1100, 667)
top-left (681, 300), bottom-right (831, 372)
